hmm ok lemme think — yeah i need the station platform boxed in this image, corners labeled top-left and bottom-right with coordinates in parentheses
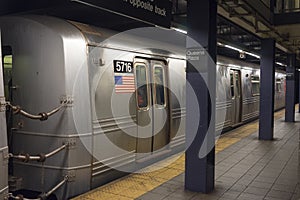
top-left (72, 109), bottom-right (300, 200)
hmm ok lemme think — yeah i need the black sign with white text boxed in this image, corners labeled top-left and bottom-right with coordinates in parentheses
top-left (286, 72), bottom-right (294, 80)
top-left (71, 0), bottom-right (172, 28)
top-left (114, 60), bottom-right (134, 73)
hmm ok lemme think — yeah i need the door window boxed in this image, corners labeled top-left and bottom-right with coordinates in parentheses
top-left (153, 66), bottom-right (166, 107)
top-left (135, 63), bottom-right (149, 109)
top-left (251, 75), bottom-right (260, 96)
top-left (235, 72), bottom-right (240, 95)
top-left (276, 78), bottom-right (282, 92)
top-left (230, 71), bottom-right (234, 98)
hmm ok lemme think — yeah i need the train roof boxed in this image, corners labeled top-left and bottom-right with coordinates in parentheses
top-left (68, 20), bottom-right (187, 59)
top-left (0, 15), bottom-right (187, 59)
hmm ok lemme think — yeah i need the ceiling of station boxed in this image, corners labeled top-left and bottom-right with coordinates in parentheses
top-left (218, 0), bottom-right (300, 66)
top-left (171, 0), bottom-right (300, 69)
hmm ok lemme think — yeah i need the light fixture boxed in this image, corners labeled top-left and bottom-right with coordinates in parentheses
top-left (218, 42), bottom-right (261, 59)
top-left (228, 64), bottom-right (242, 69)
top-left (276, 62), bottom-right (287, 67)
top-left (172, 27), bottom-right (187, 34)
top-left (242, 67), bottom-right (254, 71)
top-left (223, 44), bottom-right (243, 52)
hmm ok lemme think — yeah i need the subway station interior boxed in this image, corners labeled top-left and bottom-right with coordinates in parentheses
top-left (1, 0), bottom-right (300, 199)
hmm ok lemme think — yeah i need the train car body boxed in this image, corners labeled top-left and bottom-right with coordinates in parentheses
top-left (0, 32), bottom-right (9, 200)
top-left (0, 15), bottom-right (285, 199)
top-left (216, 57), bottom-right (285, 131)
top-left (0, 15), bottom-right (187, 199)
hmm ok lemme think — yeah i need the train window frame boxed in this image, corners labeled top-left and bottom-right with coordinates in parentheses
top-left (230, 71), bottom-right (235, 98)
top-left (276, 78), bottom-right (283, 93)
top-left (251, 75), bottom-right (260, 96)
top-left (134, 62), bottom-right (150, 110)
top-left (2, 46), bottom-right (13, 101)
top-left (153, 65), bottom-right (166, 108)
top-left (235, 72), bottom-right (241, 96)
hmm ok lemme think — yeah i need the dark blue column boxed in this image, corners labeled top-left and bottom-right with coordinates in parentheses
top-left (285, 54), bottom-right (296, 122)
top-left (270, 0), bottom-right (275, 13)
top-left (259, 39), bottom-right (275, 140)
top-left (185, 0), bottom-right (216, 193)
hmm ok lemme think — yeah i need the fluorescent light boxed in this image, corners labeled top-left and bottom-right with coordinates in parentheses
top-left (228, 64), bottom-right (242, 69)
top-left (218, 42), bottom-right (261, 59)
top-left (243, 67), bottom-right (254, 70)
top-left (172, 27), bottom-right (187, 34)
top-left (220, 42), bottom-right (287, 67)
top-left (224, 44), bottom-right (243, 52)
top-left (276, 62), bottom-right (287, 67)
top-left (245, 52), bottom-right (260, 59)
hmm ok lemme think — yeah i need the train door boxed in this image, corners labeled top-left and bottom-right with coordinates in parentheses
top-left (151, 60), bottom-right (169, 151)
top-left (134, 58), bottom-right (170, 157)
top-left (230, 70), bottom-right (242, 125)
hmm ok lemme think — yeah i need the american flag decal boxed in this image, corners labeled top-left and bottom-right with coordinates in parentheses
top-left (114, 74), bottom-right (136, 93)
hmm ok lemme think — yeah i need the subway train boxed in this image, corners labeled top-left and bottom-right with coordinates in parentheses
top-left (0, 15), bottom-right (285, 199)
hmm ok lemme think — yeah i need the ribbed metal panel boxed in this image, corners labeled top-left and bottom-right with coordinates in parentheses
top-left (0, 30), bottom-right (9, 200)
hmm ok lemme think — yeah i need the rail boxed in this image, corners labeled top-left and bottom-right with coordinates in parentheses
top-left (9, 143), bottom-right (68, 162)
top-left (5, 100), bottom-right (68, 121)
top-left (7, 176), bottom-right (68, 200)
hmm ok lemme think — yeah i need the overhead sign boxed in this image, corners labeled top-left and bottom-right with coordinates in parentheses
top-left (71, 0), bottom-right (172, 28)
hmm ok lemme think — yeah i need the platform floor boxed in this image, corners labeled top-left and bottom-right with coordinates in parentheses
top-left (73, 109), bottom-right (300, 200)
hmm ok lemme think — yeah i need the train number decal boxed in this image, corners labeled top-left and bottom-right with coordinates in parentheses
top-left (114, 60), bottom-right (133, 73)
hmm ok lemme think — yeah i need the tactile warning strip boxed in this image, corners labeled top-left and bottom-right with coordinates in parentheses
top-left (72, 109), bottom-right (285, 200)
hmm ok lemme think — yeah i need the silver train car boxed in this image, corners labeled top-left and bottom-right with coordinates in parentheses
top-left (0, 42), bottom-right (9, 200)
top-left (0, 15), bottom-right (285, 199)
top-left (216, 57), bottom-right (285, 131)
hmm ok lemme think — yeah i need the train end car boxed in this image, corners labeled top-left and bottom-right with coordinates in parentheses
top-left (0, 15), bottom-right (187, 199)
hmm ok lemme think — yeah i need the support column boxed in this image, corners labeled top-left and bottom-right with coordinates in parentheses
top-left (270, 0), bottom-right (275, 13)
top-left (185, 0), bottom-right (216, 193)
top-left (285, 54), bottom-right (296, 122)
top-left (259, 38), bottom-right (275, 140)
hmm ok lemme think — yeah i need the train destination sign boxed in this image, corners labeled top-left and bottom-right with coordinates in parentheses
top-left (71, 0), bottom-right (172, 28)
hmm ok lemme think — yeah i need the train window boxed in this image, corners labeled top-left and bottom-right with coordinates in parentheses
top-left (153, 66), bottom-right (165, 106)
top-left (2, 46), bottom-right (13, 101)
top-left (135, 63), bottom-right (149, 109)
top-left (230, 72), bottom-right (234, 97)
top-left (276, 78), bottom-right (282, 92)
top-left (251, 75), bottom-right (260, 96)
top-left (235, 73), bottom-right (240, 95)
